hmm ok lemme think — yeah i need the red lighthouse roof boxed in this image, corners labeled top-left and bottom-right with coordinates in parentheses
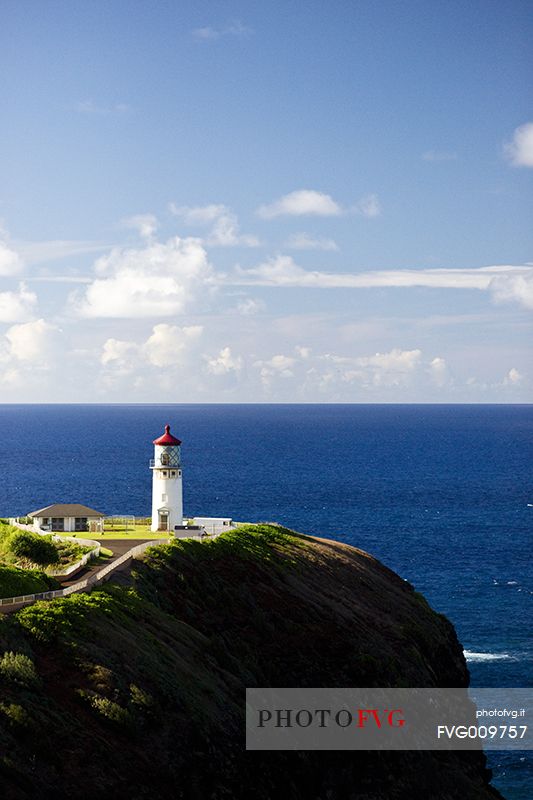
top-left (153, 424), bottom-right (182, 446)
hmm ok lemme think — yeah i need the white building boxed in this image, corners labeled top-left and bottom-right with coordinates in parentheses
top-left (27, 503), bottom-right (105, 533)
top-left (191, 517), bottom-right (233, 535)
top-left (150, 424), bottom-right (183, 532)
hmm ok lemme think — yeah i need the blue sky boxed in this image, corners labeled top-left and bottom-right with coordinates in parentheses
top-left (0, 0), bottom-right (531, 402)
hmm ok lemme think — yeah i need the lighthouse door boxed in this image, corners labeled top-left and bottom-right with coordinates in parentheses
top-left (158, 510), bottom-right (169, 531)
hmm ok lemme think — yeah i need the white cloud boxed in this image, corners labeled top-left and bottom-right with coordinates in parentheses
top-left (422, 150), bottom-right (458, 162)
top-left (15, 239), bottom-right (109, 265)
top-left (206, 346), bottom-right (242, 375)
top-left (352, 193), bottom-right (382, 218)
top-left (254, 353), bottom-right (295, 384)
top-left (503, 367), bottom-right (523, 386)
top-left (286, 232), bottom-right (339, 251)
top-left (429, 356), bottom-right (449, 387)
top-left (352, 348), bottom-right (422, 386)
top-left (504, 122), bottom-right (533, 167)
top-left (0, 236), bottom-right (23, 277)
top-left (192, 20), bottom-right (253, 40)
top-left (257, 190), bottom-right (342, 219)
top-left (142, 324), bottom-right (203, 367)
top-left (258, 190), bottom-right (381, 219)
top-left (5, 319), bottom-right (62, 364)
top-left (169, 203), bottom-right (259, 247)
top-left (232, 257), bottom-right (533, 310)
top-left (122, 214), bottom-right (159, 240)
top-left (237, 297), bottom-right (264, 315)
top-left (76, 100), bottom-right (130, 115)
top-left (490, 269), bottom-right (533, 310)
top-left (101, 324), bottom-right (204, 374)
top-left (101, 338), bottom-right (138, 370)
top-left (74, 236), bottom-right (215, 318)
top-left (0, 283), bottom-right (37, 323)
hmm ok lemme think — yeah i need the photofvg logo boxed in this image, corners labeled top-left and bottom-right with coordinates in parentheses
top-left (258, 707), bottom-right (405, 730)
top-left (246, 688), bottom-right (533, 751)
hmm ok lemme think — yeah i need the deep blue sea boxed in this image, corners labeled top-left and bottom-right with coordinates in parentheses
top-left (0, 404), bottom-right (531, 798)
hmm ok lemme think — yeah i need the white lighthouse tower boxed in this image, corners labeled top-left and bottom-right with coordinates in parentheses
top-left (150, 424), bottom-right (183, 532)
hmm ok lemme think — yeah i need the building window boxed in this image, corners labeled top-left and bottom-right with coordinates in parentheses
top-left (170, 470), bottom-right (176, 477)
top-left (51, 518), bottom-right (64, 531)
top-left (162, 470), bottom-right (168, 478)
top-left (161, 453), bottom-right (170, 465)
top-left (162, 493), bottom-right (168, 502)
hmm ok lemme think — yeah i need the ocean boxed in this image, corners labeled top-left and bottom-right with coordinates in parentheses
top-left (0, 403), bottom-right (531, 798)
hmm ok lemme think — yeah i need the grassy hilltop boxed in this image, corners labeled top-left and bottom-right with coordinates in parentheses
top-left (0, 524), bottom-right (502, 799)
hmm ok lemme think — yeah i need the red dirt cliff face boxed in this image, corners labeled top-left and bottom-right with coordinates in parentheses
top-left (0, 525), bottom-right (503, 800)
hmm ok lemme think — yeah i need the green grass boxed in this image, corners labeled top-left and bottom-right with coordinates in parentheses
top-left (88, 524), bottom-right (169, 540)
top-left (0, 565), bottom-right (59, 597)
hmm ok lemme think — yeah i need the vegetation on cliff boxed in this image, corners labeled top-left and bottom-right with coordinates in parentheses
top-left (0, 522), bottom-right (92, 584)
top-left (0, 524), bottom-right (502, 799)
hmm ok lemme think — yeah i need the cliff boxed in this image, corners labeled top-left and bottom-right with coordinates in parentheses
top-left (0, 524), bottom-right (503, 799)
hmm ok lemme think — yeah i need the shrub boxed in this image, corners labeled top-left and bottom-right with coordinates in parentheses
top-left (0, 702), bottom-right (31, 729)
top-left (8, 532), bottom-right (59, 567)
top-left (78, 690), bottom-right (132, 729)
top-left (0, 565), bottom-right (59, 597)
top-left (0, 651), bottom-right (39, 687)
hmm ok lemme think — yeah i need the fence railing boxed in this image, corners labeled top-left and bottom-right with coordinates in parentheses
top-left (0, 539), bottom-right (168, 609)
top-left (0, 528), bottom-right (228, 610)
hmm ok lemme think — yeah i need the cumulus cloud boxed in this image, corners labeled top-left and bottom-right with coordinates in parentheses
top-left (5, 319), bottom-right (62, 364)
top-left (257, 189), bottom-right (381, 219)
top-left (236, 297), bottom-right (264, 315)
top-left (429, 356), bottom-right (449, 387)
top-left (101, 324), bottom-right (204, 374)
top-left (122, 214), bottom-right (159, 240)
top-left (232, 257), bottom-right (533, 310)
top-left (286, 232), bottom-right (339, 251)
top-left (74, 236), bottom-right (215, 318)
top-left (142, 324), bottom-right (203, 367)
top-left (101, 338), bottom-right (138, 370)
top-left (489, 269), bottom-right (533, 310)
top-left (257, 190), bottom-right (342, 219)
top-left (0, 283), bottom-right (37, 323)
top-left (254, 354), bottom-right (295, 384)
top-left (206, 346), bottom-right (242, 375)
top-left (169, 203), bottom-right (259, 247)
top-left (0, 235), bottom-right (23, 277)
top-left (504, 122), bottom-right (533, 167)
top-left (351, 348), bottom-right (422, 386)
top-left (503, 367), bottom-right (523, 386)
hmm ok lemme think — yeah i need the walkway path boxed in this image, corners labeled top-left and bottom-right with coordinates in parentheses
top-left (58, 539), bottom-right (157, 587)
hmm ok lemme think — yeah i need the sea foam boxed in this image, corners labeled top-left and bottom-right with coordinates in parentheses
top-left (464, 650), bottom-right (513, 663)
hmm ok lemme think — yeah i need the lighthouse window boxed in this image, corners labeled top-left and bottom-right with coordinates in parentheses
top-left (178, 470), bottom-right (182, 477)
top-left (170, 470), bottom-right (176, 477)
top-left (162, 471), bottom-right (168, 478)
top-left (161, 453), bottom-right (170, 465)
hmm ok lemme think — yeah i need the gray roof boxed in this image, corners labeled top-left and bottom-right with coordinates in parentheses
top-left (28, 503), bottom-right (105, 518)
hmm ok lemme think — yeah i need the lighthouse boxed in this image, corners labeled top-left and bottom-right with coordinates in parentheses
top-left (150, 424), bottom-right (183, 532)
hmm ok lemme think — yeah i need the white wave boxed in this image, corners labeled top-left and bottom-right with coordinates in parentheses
top-left (464, 650), bottom-right (513, 663)
top-left (507, 580), bottom-right (518, 585)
